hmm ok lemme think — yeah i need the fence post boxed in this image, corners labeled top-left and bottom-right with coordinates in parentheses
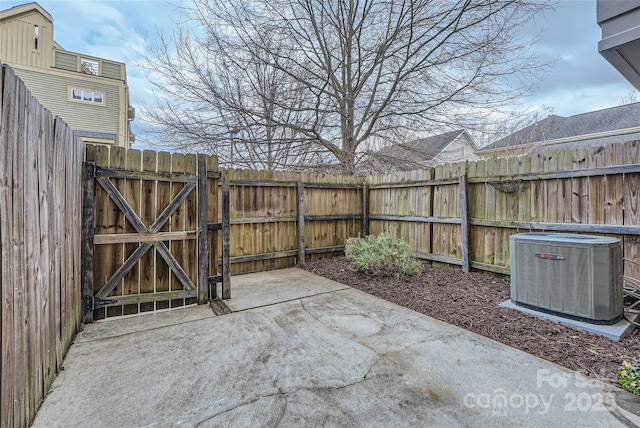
top-left (221, 170), bottom-right (231, 299)
top-left (81, 162), bottom-right (96, 322)
top-left (197, 155), bottom-right (208, 304)
top-left (428, 168), bottom-right (436, 256)
top-left (459, 165), bottom-right (471, 273)
top-left (297, 181), bottom-right (305, 265)
top-left (362, 182), bottom-right (369, 237)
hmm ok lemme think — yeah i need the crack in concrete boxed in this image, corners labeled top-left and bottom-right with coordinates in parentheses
top-left (193, 392), bottom-right (286, 428)
top-left (299, 298), bottom-right (332, 329)
top-left (274, 387), bottom-right (288, 428)
top-left (229, 287), bottom-right (350, 314)
top-left (331, 354), bottom-right (381, 391)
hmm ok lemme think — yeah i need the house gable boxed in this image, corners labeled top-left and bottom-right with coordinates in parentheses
top-left (0, 2), bottom-right (55, 68)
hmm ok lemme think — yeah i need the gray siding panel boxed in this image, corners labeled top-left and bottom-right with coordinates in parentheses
top-left (102, 61), bottom-right (121, 80)
top-left (13, 67), bottom-right (120, 137)
top-left (54, 51), bottom-right (76, 71)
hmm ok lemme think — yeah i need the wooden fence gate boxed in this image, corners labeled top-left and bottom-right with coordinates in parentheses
top-left (81, 147), bottom-right (230, 321)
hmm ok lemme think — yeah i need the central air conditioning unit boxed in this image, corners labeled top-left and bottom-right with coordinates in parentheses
top-left (510, 233), bottom-right (623, 325)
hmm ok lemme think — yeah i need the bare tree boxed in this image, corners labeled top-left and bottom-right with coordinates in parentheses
top-left (140, 0), bottom-right (555, 173)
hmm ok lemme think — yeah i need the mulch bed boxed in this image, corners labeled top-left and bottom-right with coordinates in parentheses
top-left (302, 256), bottom-right (640, 388)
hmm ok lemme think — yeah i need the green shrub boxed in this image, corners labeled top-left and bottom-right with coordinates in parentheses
top-left (345, 230), bottom-right (422, 278)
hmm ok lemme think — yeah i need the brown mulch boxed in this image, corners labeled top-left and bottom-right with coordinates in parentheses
top-left (302, 256), bottom-right (640, 388)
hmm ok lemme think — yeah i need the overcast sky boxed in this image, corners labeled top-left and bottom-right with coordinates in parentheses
top-left (2, 0), bottom-right (637, 148)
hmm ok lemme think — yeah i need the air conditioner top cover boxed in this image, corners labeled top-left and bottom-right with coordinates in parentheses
top-left (510, 233), bottom-right (619, 246)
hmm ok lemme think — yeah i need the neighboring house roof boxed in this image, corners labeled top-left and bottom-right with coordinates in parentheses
top-left (362, 129), bottom-right (477, 173)
top-left (381, 129), bottom-right (469, 161)
top-left (479, 102), bottom-right (640, 155)
top-left (75, 130), bottom-right (118, 141)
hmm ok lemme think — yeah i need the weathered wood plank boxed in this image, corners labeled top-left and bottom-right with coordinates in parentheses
top-left (362, 183), bottom-right (369, 236)
top-left (209, 299), bottom-right (232, 316)
top-left (517, 156), bottom-right (531, 223)
top-left (484, 158), bottom-right (497, 265)
top-left (12, 76), bottom-right (28, 427)
top-left (94, 165), bottom-right (197, 183)
top-left (108, 147), bottom-right (126, 315)
top-left (571, 149), bottom-right (589, 224)
top-left (93, 231), bottom-right (198, 244)
top-left (557, 150), bottom-right (573, 223)
top-left (207, 155), bottom-right (219, 299)
top-left (414, 251), bottom-right (462, 266)
top-left (139, 151), bottom-right (157, 312)
top-left (183, 154), bottom-right (198, 305)
top-left (470, 218), bottom-right (640, 235)
top-left (100, 290), bottom-right (197, 307)
top-left (624, 143), bottom-right (640, 227)
top-left (367, 215), bottom-right (462, 224)
top-left (222, 249), bottom-right (298, 264)
top-left (543, 152), bottom-right (558, 223)
top-left (459, 173), bottom-right (470, 273)
top-left (493, 159), bottom-right (508, 267)
top-left (588, 147), bottom-right (606, 226)
top-left (155, 152), bottom-right (172, 310)
top-left (24, 97), bottom-right (43, 415)
top-left (198, 156), bottom-right (209, 303)
top-left (605, 145), bottom-right (624, 226)
top-left (51, 120), bottom-right (64, 371)
top-left (123, 149), bottom-right (142, 314)
top-left (92, 145), bottom-right (111, 319)
top-left (0, 65), bottom-right (16, 428)
top-left (38, 107), bottom-right (55, 394)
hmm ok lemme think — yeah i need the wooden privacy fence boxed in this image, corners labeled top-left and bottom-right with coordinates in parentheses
top-left (1, 65), bottom-right (84, 428)
top-left (224, 169), bottom-right (364, 274)
top-left (368, 140), bottom-right (640, 282)
top-left (85, 139), bottom-right (640, 311)
top-left (82, 145), bottom-right (229, 321)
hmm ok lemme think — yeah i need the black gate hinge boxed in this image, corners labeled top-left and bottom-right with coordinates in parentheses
top-left (85, 295), bottom-right (117, 312)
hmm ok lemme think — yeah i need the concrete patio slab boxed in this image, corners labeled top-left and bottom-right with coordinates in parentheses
top-left (33, 269), bottom-right (640, 427)
top-left (225, 268), bottom-right (350, 312)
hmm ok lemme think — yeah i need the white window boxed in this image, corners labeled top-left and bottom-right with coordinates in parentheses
top-left (34, 25), bottom-right (39, 50)
top-left (70, 88), bottom-right (105, 105)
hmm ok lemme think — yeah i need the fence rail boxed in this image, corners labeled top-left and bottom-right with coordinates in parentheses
top-left (1, 65), bottom-right (84, 428)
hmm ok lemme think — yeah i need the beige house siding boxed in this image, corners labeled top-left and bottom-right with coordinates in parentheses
top-left (12, 66), bottom-right (122, 140)
top-left (102, 61), bottom-right (123, 80)
top-left (0, 3), bottom-right (132, 148)
top-left (54, 50), bottom-right (76, 71)
top-left (432, 134), bottom-right (480, 165)
top-left (0, 11), bottom-right (53, 68)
